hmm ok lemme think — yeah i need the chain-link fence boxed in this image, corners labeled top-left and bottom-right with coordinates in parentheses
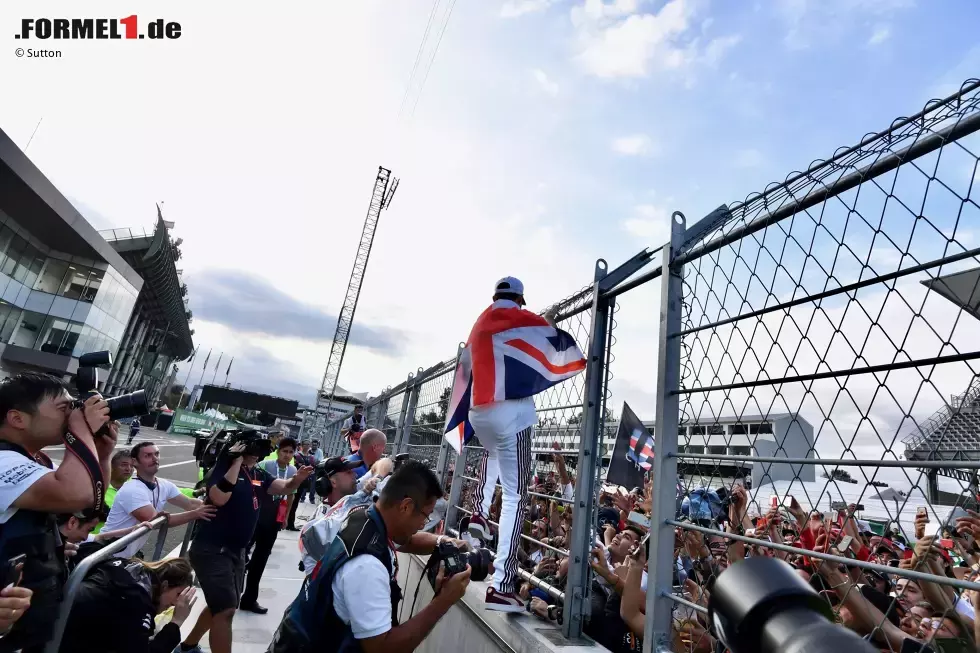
top-left (303, 78), bottom-right (980, 650)
top-left (642, 78), bottom-right (980, 653)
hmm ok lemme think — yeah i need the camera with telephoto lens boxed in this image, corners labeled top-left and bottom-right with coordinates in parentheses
top-left (709, 557), bottom-right (876, 653)
top-left (72, 351), bottom-right (149, 425)
top-left (200, 429), bottom-right (274, 470)
top-left (426, 541), bottom-right (492, 590)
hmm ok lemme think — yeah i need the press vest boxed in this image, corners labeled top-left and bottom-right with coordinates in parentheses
top-left (0, 441), bottom-right (66, 651)
top-left (266, 505), bottom-right (401, 653)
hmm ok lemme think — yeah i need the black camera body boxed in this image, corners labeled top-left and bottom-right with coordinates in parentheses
top-left (199, 429), bottom-right (274, 473)
top-left (74, 351), bottom-right (149, 423)
top-left (437, 541), bottom-right (469, 579)
top-left (426, 541), bottom-right (492, 590)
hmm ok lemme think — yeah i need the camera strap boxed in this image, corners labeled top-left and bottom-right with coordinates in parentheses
top-left (62, 432), bottom-right (106, 514)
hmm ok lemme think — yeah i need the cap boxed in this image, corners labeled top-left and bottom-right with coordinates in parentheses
top-left (494, 276), bottom-right (524, 297)
top-left (320, 456), bottom-right (360, 477)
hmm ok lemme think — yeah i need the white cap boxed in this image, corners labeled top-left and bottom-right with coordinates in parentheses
top-left (494, 276), bottom-right (524, 296)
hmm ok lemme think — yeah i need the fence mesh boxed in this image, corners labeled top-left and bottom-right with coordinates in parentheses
top-left (661, 78), bottom-right (980, 652)
top-left (303, 77), bottom-right (980, 651)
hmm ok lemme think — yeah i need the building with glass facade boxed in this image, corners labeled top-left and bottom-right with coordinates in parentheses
top-left (0, 127), bottom-right (143, 380)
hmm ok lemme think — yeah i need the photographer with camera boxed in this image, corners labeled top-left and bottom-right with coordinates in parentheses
top-left (0, 373), bottom-right (117, 652)
top-left (268, 459), bottom-right (473, 653)
top-left (59, 556), bottom-right (197, 653)
top-left (342, 405), bottom-right (367, 454)
top-left (178, 431), bottom-right (313, 653)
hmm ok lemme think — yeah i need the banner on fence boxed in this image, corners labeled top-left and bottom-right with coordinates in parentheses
top-left (606, 402), bottom-right (652, 489)
top-left (168, 408), bottom-right (237, 435)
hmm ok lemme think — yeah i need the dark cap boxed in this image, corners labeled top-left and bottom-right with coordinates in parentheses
top-left (320, 456), bottom-right (360, 477)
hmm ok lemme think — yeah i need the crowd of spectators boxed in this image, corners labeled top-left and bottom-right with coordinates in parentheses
top-left (455, 442), bottom-right (980, 653)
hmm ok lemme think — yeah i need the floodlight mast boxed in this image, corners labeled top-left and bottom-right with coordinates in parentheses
top-left (310, 167), bottom-right (398, 442)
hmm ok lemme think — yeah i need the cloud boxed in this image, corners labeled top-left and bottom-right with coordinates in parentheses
top-left (214, 344), bottom-right (320, 404)
top-left (734, 148), bottom-right (765, 168)
top-left (867, 24), bottom-right (890, 45)
top-left (611, 133), bottom-right (655, 156)
top-left (570, 0), bottom-right (740, 81)
top-left (186, 268), bottom-right (403, 354)
top-left (778, 0), bottom-right (911, 50)
top-left (572, 0), bottom-right (696, 79)
top-left (531, 68), bottom-right (560, 96)
top-left (501, 0), bottom-right (558, 18)
top-left (703, 34), bottom-right (743, 66)
top-left (622, 204), bottom-right (672, 245)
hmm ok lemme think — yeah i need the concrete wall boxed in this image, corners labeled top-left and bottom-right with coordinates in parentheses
top-left (396, 552), bottom-right (609, 653)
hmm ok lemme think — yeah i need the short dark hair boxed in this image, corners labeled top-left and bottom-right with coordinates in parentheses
top-left (278, 437), bottom-right (297, 451)
top-left (379, 459), bottom-right (442, 509)
top-left (111, 450), bottom-right (132, 466)
top-left (0, 373), bottom-right (68, 426)
top-left (493, 292), bottom-right (523, 303)
top-left (131, 441), bottom-right (156, 459)
top-left (624, 525), bottom-right (645, 541)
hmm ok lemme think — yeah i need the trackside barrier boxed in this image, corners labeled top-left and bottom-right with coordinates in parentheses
top-left (45, 514), bottom-right (171, 653)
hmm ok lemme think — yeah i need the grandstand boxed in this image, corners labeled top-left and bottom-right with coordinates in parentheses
top-left (904, 375), bottom-right (980, 503)
top-left (901, 263), bottom-right (980, 503)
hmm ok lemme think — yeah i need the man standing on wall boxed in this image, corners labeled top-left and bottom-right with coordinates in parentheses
top-left (444, 277), bottom-right (585, 612)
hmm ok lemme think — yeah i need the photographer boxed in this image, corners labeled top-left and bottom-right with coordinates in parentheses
top-left (269, 460), bottom-right (472, 653)
top-left (59, 556), bottom-right (197, 653)
top-left (0, 373), bottom-right (115, 652)
top-left (178, 432), bottom-right (313, 653)
top-left (342, 405), bottom-right (367, 454)
top-left (241, 437), bottom-right (299, 614)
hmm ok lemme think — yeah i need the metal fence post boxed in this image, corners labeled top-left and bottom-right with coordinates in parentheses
top-left (562, 260), bottom-right (611, 640)
top-left (397, 378), bottom-right (421, 455)
top-left (445, 444), bottom-right (467, 533)
top-left (436, 345), bottom-right (465, 487)
top-left (392, 373), bottom-right (415, 452)
top-left (643, 212), bottom-right (686, 653)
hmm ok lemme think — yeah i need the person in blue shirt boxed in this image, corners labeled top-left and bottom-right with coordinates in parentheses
top-left (344, 429), bottom-right (387, 479)
top-left (178, 434), bottom-right (313, 653)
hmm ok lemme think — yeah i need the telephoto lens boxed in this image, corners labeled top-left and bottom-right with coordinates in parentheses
top-left (105, 389), bottom-right (149, 421)
top-left (708, 557), bottom-right (876, 653)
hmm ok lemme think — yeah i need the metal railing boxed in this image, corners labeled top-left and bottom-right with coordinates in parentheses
top-left (45, 515), bottom-right (171, 653)
top-left (903, 375), bottom-right (980, 451)
top-left (98, 226), bottom-right (156, 242)
top-left (305, 77), bottom-right (980, 651)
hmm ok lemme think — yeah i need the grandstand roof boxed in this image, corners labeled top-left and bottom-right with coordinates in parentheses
top-left (922, 265), bottom-right (980, 323)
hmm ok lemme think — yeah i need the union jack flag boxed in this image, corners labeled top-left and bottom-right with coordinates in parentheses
top-left (628, 428), bottom-right (655, 471)
top-left (444, 303), bottom-right (586, 453)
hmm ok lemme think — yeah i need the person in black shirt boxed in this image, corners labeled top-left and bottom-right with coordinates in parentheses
top-left (60, 556), bottom-right (197, 653)
top-left (178, 438), bottom-right (312, 653)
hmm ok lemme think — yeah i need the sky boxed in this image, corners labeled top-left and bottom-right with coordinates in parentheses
top-left (2, 1), bottom-right (979, 489)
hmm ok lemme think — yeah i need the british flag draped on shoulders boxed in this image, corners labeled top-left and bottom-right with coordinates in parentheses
top-left (443, 276), bottom-right (586, 612)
